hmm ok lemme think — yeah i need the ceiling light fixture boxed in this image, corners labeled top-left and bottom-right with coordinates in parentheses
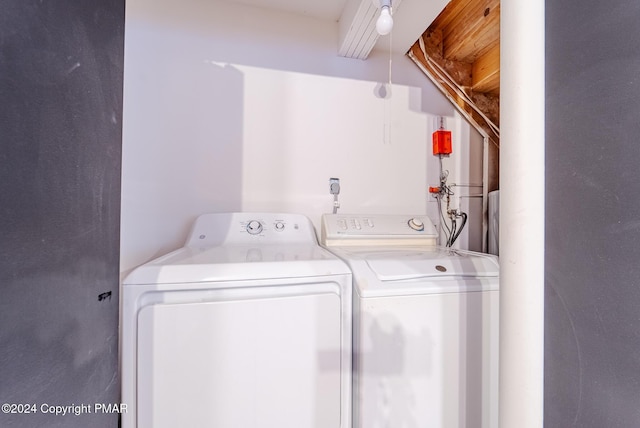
top-left (338, 0), bottom-right (402, 59)
top-left (375, 0), bottom-right (393, 35)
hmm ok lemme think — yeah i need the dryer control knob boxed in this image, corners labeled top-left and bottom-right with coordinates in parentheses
top-left (246, 220), bottom-right (263, 235)
top-left (408, 218), bottom-right (425, 231)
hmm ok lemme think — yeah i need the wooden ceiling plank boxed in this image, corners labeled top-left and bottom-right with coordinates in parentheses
top-left (431, 0), bottom-right (471, 32)
top-left (444, 6), bottom-right (499, 60)
top-left (444, 13), bottom-right (500, 61)
top-left (470, 22), bottom-right (500, 55)
top-left (442, 0), bottom-right (498, 39)
top-left (442, 0), bottom-right (500, 62)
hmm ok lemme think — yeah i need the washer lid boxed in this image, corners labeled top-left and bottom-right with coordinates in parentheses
top-left (363, 248), bottom-right (499, 280)
top-left (124, 244), bottom-right (350, 285)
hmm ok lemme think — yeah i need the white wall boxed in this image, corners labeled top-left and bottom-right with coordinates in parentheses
top-left (120, 0), bottom-right (482, 273)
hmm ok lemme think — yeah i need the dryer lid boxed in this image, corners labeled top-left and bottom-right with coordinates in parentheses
top-left (363, 248), bottom-right (499, 281)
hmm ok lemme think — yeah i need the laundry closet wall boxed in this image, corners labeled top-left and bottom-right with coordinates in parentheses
top-left (121, 0), bottom-right (484, 273)
top-left (0, 0), bottom-right (124, 426)
top-left (545, 0), bottom-right (640, 425)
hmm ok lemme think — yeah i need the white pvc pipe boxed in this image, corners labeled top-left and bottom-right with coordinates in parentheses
top-left (499, 0), bottom-right (545, 426)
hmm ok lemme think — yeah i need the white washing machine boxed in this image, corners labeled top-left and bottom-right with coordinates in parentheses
top-left (121, 213), bottom-right (352, 428)
top-left (321, 214), bottom-right (499, 428)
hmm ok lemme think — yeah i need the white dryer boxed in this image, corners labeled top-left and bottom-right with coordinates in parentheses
top-left (121, 213), bottom-right (352, 428)
top-left (321, 214), bottom-right (499, 428)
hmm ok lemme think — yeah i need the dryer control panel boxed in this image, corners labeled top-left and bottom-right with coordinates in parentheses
top-left (321, 214), bottom-right (438, 247)
top-left (185, 213), bottom-right (318, 247)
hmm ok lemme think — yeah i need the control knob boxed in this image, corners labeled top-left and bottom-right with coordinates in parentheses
top-left (246, 220), bottom-right (263, 235)
top-left (408, 218), bottom-right (425, 231)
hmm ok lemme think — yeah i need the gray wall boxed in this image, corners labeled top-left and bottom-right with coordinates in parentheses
top-left (546, 0), bottom-right (640, 426)
top-left (0, 0), bottom-right (124, 426)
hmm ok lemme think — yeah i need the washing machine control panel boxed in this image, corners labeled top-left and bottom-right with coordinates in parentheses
top-left (321, 214), bottom-right (438, 247)
top-left (185, 213), bottom-right (318, 246)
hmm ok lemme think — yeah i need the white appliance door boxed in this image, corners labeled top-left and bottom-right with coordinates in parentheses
top-left (136, 286), bottom-right (341, 428)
